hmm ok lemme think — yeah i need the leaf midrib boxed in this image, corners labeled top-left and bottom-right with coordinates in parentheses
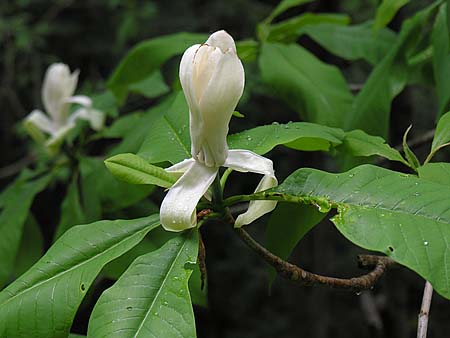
top-left (133, 238), bottom-right (188, 337)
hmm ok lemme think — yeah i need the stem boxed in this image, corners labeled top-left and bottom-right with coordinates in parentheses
top-left (211, 173), bottom-right (224, 210)
top-left (235, 227), bottom-right (396, 291)
top-left (220, 168), bottom-right (233, 190)
top-left (417, 281), bottom-right (433, 338)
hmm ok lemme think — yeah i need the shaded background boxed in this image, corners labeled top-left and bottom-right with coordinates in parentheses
top-left (1, 0), bottom-right (449, 337)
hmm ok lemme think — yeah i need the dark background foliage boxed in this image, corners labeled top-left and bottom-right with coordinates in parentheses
top-left (1, 0), bottom-right (448, 337)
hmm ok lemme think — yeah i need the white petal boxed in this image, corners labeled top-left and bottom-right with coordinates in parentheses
top-left (42, 63), bottom-right (79, 124)
top-left (66, 95), bottom-right (92, 107)
top-left (69, 108), bottom-right (105, 131)
top-left (160, 161), bottom-right (217, 232)
top-left (25, 109), bottom-right (55, 134)
top-left (165, 158), bottom-right (195, 174)
top-left (206, 30), bottom-right (237, 53)
top-left (225, 150), bottom-right (278, 227)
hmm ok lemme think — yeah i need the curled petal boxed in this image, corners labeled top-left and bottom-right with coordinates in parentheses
top-left (224, 149), bottom-right (278, 227)
top-left (160, 161), bottom-right (218, 232)
top-left (42, 63), bottom-right (79, 124)
top-left (69, 108), bottom-right (105, 131)
top-left (66, 95), bottom-right (92, 107)
top-left (24, 110), bottom-right (55, 135)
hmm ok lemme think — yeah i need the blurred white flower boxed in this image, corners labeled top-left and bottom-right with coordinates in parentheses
top-left (160, 30), bottom-right (278, 232)
top-left (24, 63), bottom-right (104, 152)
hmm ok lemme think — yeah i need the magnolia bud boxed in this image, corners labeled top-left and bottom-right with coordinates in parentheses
top-left (179, 30), bottom-right (244, 167)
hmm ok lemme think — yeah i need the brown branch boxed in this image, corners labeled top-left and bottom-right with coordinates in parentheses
top-left (235, 227), bottom-right (396, 292)
top-left (417, 280), bottom-right (433, 338)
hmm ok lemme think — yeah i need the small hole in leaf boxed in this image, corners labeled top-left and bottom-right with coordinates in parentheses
top-left (126, 306), bottom-right (133, 311)
top-left (388, 246), bottom-right (394, 253)
top-left (80, 283), bottom-right (86, 292)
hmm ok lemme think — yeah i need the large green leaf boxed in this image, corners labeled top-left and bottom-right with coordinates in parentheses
top-left (432, 5), bottom-right (450, 118)
top-left (108, 95), bottom-right (175, 157)
top-left (338, 129), bottom-right (409, 166)
top-left (259, 43), bottom-right (354, 128)
top-left (418, 162), bottom-right (450, 185)
top-left (346, 3), bottom-right (439, 138)
top-left (138, 91), bottom-right (191, 164)
top-left (263, 13), bottom-right (350, 43)
top-left (88, 231), bottom-right (198, 338)
top-left (270, 165), bottom-right (450, 299)
top-left (0, 173), bottom-right (51, 286)
top-left (228, 122), bottom-right (344, 154)
top-left (300, 22), bottom-right (397, 65)
top-left (0, 215), bottom-right (160, 338)
top-left (108, 32), bottom-right (206, 102)
top-left (374, 0), bottom-right (410, 30)
top-left (105, 153), bottom-right (177, 187)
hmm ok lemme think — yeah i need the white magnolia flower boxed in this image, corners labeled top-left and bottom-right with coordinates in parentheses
top-left (160, 30), bottom-right (278, 232)
top-left (24, 63), bottom-right (104, 152)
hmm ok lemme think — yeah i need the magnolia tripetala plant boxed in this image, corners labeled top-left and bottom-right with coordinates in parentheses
top-left (24, 63), bottom-right (104, 153)
top-left (160, 30), bottom-right (278, 232)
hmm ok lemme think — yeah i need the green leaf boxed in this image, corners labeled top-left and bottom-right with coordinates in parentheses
top-left (432, 5), bottom-right (450, 118)
top-left (264, 13), bottom-right (350, 43)
top-left (402, 125), bottom-right (420, 169)
top-left (271, 165), bottom-right (450, 299)
top-left (418, 162), bottom-right (450, 185)
top-left (108, 95), bottom-right (175, 156)
top-left (374, 0), bottom-right (410, 30)
top-left (265, 0), bottom-right (315, 23)
top-left (0, 173), bottom-right (50, 286)
top-left (0, 215), bottom-right (160, 338)
top-left (102, 226), bottom-right (175, 280)
top-left (138, 91), bottom-right (191, 164)
top-left (338, 129), bottom-right (408, 165)
top-left (54, 175), bottom-right (85, 240)
top-left (80, 157), bottom-right (153, 217)
top-left (87, 231), bottom-right (198, 338)
top-left (99, 112), bottom-right (143, 139)
top-left (259, 43), bottom-right (353, 128)
top-left (13, 214), bottom-right (43, 278)
top-left (105, 153), bottom-right (177, 188)
top-left (429, 110), bottom-right (450, 160)
top-left (266, 203), bottom-right (325, 283)
top-left (236, 39), bottom-right (259, 63)
top-left (91, 91), bottom-right (118, 118)
top-left (300, 22), bottom-right (397, 65)
top-left (228, 122), bottom-right (344, 154)
top-left (108, 32), bottom-right (206, 102)
top-left (346, 3), bottom-right (439, 138)
top-left (128, 70), bottom-right (170, 99)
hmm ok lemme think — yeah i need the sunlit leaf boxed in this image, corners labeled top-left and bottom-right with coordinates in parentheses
top-left (105, 153), bottom-right (177, 188)
top-left (271, 165), bottom-right (450, 299)
top-left (228, 122), bottom-right (344, 154)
